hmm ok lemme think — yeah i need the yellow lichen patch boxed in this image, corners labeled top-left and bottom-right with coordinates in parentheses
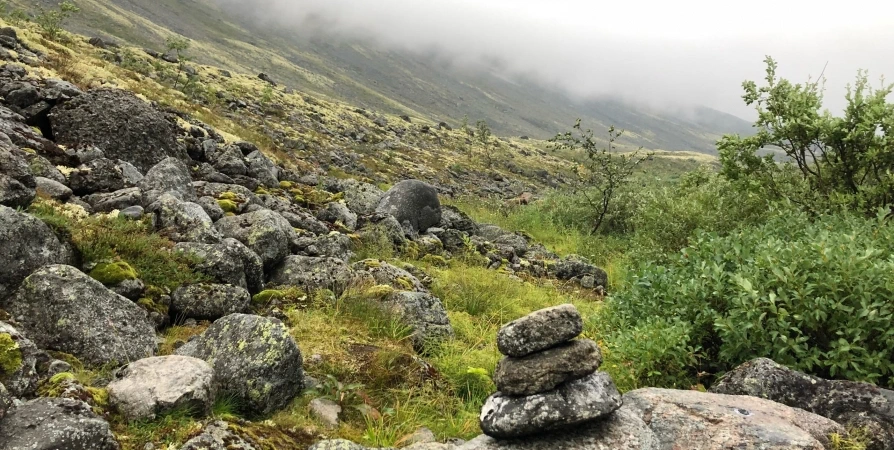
top-left (0, 333), bottom-right (22, 375)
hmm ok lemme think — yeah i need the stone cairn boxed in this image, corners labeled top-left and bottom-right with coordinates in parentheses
top-left (479, 304), bottom-right (621, 438)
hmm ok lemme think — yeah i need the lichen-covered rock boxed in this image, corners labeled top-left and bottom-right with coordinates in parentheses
top-left (293, 233), bottom-right (353, 261)
top-left (171, 283), bottom-right (251, 320)
top-left (215, 209), bottom-right (297, 271)
top-left (245, 150), bottom-right (279, 187)
top-left (458, 408), bottom-right (656, 450)
top-left (325, 178), bottom-right (384, 215)
top-left (281, 209), bottom-right (330, 235)
top-left (49, 88), bottom-right (188, 173)
top-left (480, 371), bottom-right (622, 438)
top-left (191, 181), bottom-right (261, 210)
top-left (24, 153), bottom-right (66, 184)
top-left (197, 196), bottom-right (225, 222)
top-left (138, 156), bottom-right (197, 205)
top-left (0, 321), bottom-right (39, 397)
top-left (34, 176), bottom-right (72, 201)
top-left (208, 144), bottom-right (248, 177)
top-left (0, 382), bottom-right (11, 420)
top-left (85, 187), bottom-right (142, 213)
top-left (496, 304), bottom-right (583, 357)
top-left (317, 201), bottom-right (358, 231)
top-left (494, 339), bottom-right (602, 396)
top-left (493, 234), bottom-right (528, 257)
top-left (352, 260), bottom-right (426, 292)
top-left (0, 144), bottom-right (35, 207)
top-left (0, 173), bottom-right (33, 207)
top-left (552, 256), bottom-right (608, 289)
top-left (0, 205), bottom-right (74, 300)
top-left (179, 421), bottom-right (258, 450)
top-left (621, 388), bottom-right (845, 450)
top-left (6, 265), bottom-right (156, 367)
top-left (385, 291), bottom-right (454, 352)
top-left (376, 179), bottom-right (441, 234)
top-left (309, 440), bottom-right (367, 450)
top-left (176, 314), bottom-right (303, 414)
top-left (0, 397), bottom-right (120, 450)
top-left (268, 255), bottom-right (353, 294)
top-left (67, 157), bottom-right (127, 195)
top-left (147, 193), bottom-right (221, 244)
top-left (440, 205), bottom-right (479, 234)
top-left (107, 355), bottom-right (215, 421)
top-left (712, 358), bottom-right (894, 450)
top-left (174, 239), bottom-right (264, 294)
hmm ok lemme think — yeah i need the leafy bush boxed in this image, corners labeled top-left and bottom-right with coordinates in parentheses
top-left (601, 209), bottom-right (894, 388)
top-left (35, 0), bottom-right (80, 41)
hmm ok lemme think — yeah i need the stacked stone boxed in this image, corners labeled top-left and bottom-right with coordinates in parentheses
top-left (479, 304), bottom-right (621, 439)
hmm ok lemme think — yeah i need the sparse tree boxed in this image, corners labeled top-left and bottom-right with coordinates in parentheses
top-left (165, 35), bottom-right (192, 89)
top-left (35, 0), bottom-right (79, 41)
top-left (476, 119), bottom-right (498, 168)
top-left (550, 120), bottom-right (652, 233)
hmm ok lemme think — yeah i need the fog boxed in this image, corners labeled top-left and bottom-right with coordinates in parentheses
top-left (214, 0), bottom-right (894, 119)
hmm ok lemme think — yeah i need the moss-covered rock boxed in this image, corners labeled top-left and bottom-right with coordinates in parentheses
top-left (88, 261), bottom-right (138, 286)
top-left (0, 322), bottom-right (39, 397)
top-left (217, 198), bottom-right (239, 213)
top-left (0, 333), bottom-right (21, 376)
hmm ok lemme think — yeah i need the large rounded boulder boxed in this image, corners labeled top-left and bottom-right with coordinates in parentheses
top-left (0, 206), bottom-right (74, 301)
top-left (6, 265), bottom-right (156, 367)
top-left (215, 209), bottom-right (297, 271)
top-left (0, 321), bottom-right (40, 397)
top-left (49, 88), bottom-right (188, 173)
top-left (375, 180), bottom-right (441, 234)
top-left (175, 313), bottom-right (304, 415)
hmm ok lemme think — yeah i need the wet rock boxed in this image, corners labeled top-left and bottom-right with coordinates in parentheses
top-left (376, 179), bottom-right (441, 234)
top-left (108, 355), bottom-right (215, 421)
top-left (712, 358), bottom-right (894, 450)
top-left (268, 255), bottom-right (353, 294)
top-left (176, 314), bottom-right (304, 414)
top-left (215, 209), bottom-right (297, 271)
top-left (480, 371), bottom-right (622, 438)
top-left (7, 265), bottom-right (156, 366)
top-left (0, 397), bottom-right (120, 450)
top-left (50, 88), bottom-right (188, 172)
top-left (0, 206), bottom-right (74, 300)
top-left (496, 304), bottom-right (583, 357)
top-left (171, 283), bottom-right (251, 320)
top-left (494, 339), bottom-right (602, 396)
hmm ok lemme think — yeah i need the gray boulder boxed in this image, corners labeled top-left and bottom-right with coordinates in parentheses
top-left (107, 355), bottom-right (215, 421)
top-left (376, 179), bottom-right (441, 234)
top-left (294, 233), bottom-right (353, 262)
top-left (34, 176), bottom-right (72, 201)
top-left (0, 382), bottom-right (10, 421)
top-left (440, 205), bottom-right (478, 234)
top-left (268, 255), bottom-right (353, 294)
top-left (208, 144), bottom-right (247, 177)
top-left (552, 256), bottom-right (608, 289)
top-left (0, 145), bottom-right (35, 207)
top-left (67, 158), bottom-right (127, 195)
top-left (24, 153), bottom-right (66, 184)
top-left (215, 209), bottom-right (297, 271)
top-left (621, 388), bottom-right (845, 449)
top-left (174, 239), bottom-right (264, 294)
top-left (148, 194), bottom-right (221, 243)
top-left (176, 314), bottom-right (303, 414)
top-left (0, 322), bottom-right (39, 397)
top-left (317, 201), bottom-right (358, 230)
top-left (0, 206), bottom-right (74, 300)
top-left (386, 291), bottom-right (454, 352)
top-left (0, 173), bottom-right (33, 207)
top-left (197, 196), bottom-right (225, 222)
top-left (138, 156), bottom-right (197, 205)
top-left (352, 260), bottom-right (426, 292)
top-left (712, 358), bottom-right (894, 450)
top-left (496, 304), bottom-right (583, 357)
top-left (480, 371), bottom-right (621, 438)
top-left (325, 178), bottom-right (384, 215)
top-left (0, 397), bottom-right (119, 450)
top-left (117, 160), bottom-right (144, 186)
top-left (171, 283), bottom-right (251, 320)
top-left (85, 187), bottom-right (142, 213)
top-left (245, 151), bottom-right (279, 187)
top-left (7, 265), bottom-right (156, 366)
top-left (494, 339), bottom-right (602, 396)
top-left (281, 209), bottom-right (330, 235)
top-left (49, 88), bottom-right (188, 172)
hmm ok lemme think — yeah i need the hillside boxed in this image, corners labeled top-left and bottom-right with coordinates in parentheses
top-left (27, 0), bottom-right (753, 153)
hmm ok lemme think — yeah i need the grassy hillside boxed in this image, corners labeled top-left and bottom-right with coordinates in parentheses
top-left (24, 0), bottom-right (752, 153)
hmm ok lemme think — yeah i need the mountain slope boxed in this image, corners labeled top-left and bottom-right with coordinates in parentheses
top-left (34, 0), bottom-right (753, 153)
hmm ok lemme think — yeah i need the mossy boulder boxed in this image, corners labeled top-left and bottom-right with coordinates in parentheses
top-left (0, 205), bottom-right (74, 301)
top-left (0, 322), bottom-right (38, 397)
top-left (267, 255), bottom-right (354, 296)
top-left (351, 260), bottom-right (426, 292)
top-left (88, 261), bottom-right (137, 286)
top-left (7, 265), bottom-right (156, 367)
top-left (175, 314), bottom-right (304, 415)
top-left (0, 332), bottom-right (21, 376)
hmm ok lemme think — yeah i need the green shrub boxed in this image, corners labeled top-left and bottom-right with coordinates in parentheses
top-left (602, 209), bottom-right (894, 388)
top-left (35, 0), bottom-right (80, 41)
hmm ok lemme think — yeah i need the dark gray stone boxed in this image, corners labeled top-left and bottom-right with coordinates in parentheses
top-left (0, 397), bottom-right (120, 450)
top-left (496, 304), bottom-right (583, 357)
top-left (147, 194), bottom-right (221, 244)
top-left (171, 283), bottom-right (251, 320)
top-left (138, 157), bottom-right (197, 205)
top-left (215, 209), bottom-right (297, 271)
top-left (317, 201), bottom-right (358, 231)
top-left (0, 206), bottom-right (74, 300)
top-left (376, 179), bottom-right (441, 234)
top-left (494, 339), bottom-right (602, 396)
top-left (85, 187), bottom-right (142, 213)
top-left (68, 158), bottom-right (126, 195)
top-left (34, 176), bottom-right (72, 201)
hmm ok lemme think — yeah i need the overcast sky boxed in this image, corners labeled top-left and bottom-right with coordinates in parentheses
top-left (218, 0), bottom-right (894, 118)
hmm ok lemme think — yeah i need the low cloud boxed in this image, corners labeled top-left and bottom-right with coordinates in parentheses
top-left (213, 0), bottom-right (894, 118)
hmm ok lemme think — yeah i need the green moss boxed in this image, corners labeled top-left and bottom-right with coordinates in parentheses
top-left (395, 276), bottom-right (414, 290)
top-left (278, 181), bottom-right (294, 189)
top-left (38, 372), bottom-right (77, 397)
top-left (362, 259), bottom-right (382, 269)
top-left (138, 297), bottom-right (169, 315)
top-left (89, 261), bottom-right (138, 285)
top-left (251, 288), bottom-right (306, 305)
top-left (218, 191), bottom-right (239, 201)
top-left (0, 333), bottom-right (22, 375)
top-left (255, 187), bottom-right (271, 195)
top-left (421, 255), bottom-right (449, 267)
top-left (217, 199), bottom-right (239, 213)
top-left (364, 284), bottom-right (396, 298)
